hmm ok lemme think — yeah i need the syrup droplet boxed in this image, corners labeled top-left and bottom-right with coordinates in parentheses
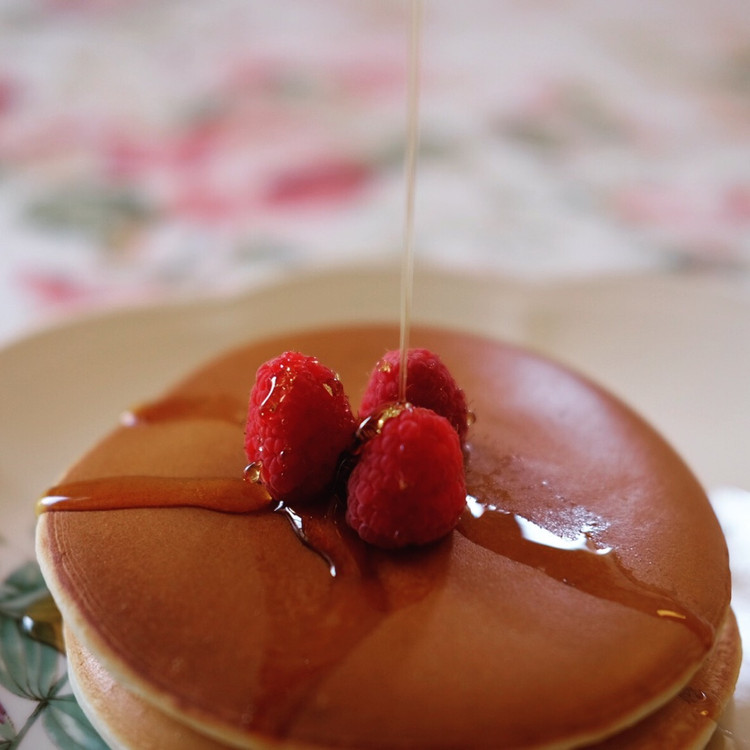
top-left (679, 683), bottom-right (728, 721)
top-left (244, 463), bottom-right (262, 484)
top-left (21, 595), bottom-right (65, 653)
top-left (679, 686), bottom-right (708, 704)
top-left (355, 404), bottom-right (409, 449)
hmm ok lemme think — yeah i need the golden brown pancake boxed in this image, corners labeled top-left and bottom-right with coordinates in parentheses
top-left (36, 325), bottom-right (739, 748)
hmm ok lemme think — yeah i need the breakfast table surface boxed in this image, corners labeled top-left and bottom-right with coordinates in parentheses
top-left (0, 1), bottom-right (749, 749)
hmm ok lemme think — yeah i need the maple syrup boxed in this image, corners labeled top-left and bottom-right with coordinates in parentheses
top-left (459, 496), bottom-right (714, 648)
top-left (398, 0), bottom-right (423, 404)
top-left (122, 394), bottom-right (246, 426)
top-left (37, 475), bottom-right (272, 515)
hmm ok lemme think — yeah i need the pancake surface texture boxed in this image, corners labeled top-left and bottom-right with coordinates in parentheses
top-left (35, 325), bottom-right (738, 749)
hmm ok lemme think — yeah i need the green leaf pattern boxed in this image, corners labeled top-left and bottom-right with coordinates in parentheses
top-left (0, 616), bottom-right (59, 700)
top-left (0, 562), bottom-right (108, 749)
top-left (42, 695), bottom-right (108, 750)
top-left (0, 563), bottom-right (50, 619)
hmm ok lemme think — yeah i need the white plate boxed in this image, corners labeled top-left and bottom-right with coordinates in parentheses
top-left (1, 266), bottom-right (749, 748)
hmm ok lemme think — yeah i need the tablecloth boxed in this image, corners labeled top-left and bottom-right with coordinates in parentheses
top-left (1, 0), bottom-right (749, 345)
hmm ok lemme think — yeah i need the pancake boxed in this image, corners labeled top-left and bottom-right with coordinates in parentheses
top-left (63, 612), bottom-right (742, 750)
top-left (35, 324), bottom-right (739, 748)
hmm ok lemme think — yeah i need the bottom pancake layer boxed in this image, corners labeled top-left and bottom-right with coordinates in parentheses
top-left (65, 612), bottom-right (741, 750)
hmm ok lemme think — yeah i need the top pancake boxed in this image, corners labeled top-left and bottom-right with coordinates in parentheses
top-left (36, 325), bottom-right (732, 749)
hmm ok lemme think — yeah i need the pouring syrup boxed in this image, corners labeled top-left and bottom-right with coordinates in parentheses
top-left (398, 0), bottom-right (424, 403)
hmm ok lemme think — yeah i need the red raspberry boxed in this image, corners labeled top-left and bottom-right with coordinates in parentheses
top-left (346, 406), bottom-right (466, 548)
top-left (245, 351), bottom-right (356, 504)
top-left (359, 348), bottom-right (470, 442)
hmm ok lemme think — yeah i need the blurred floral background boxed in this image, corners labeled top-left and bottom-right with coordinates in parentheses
top-left (0, 0), bottom-right (748, 343)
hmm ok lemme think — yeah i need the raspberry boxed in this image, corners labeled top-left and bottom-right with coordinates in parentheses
top-left (346, 406), bottom-right (467, 548)
top-left (245, 351), bottom-right (356, 504)
top-left (359, 348), bottom-right (470, 442)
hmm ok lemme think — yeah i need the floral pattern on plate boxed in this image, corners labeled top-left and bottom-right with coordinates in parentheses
top-left (0, 562), bottom-right (106, 750)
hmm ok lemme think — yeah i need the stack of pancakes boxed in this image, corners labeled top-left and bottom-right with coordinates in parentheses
top-left (36, 325), bottom-right (741, 749)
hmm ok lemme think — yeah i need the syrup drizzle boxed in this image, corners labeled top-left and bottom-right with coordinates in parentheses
top-left (38, 469), bottom-right (713, 650)
top-left (458, 496), bottom-right (714, 649)
top-left (277, 503), bottom-right (338, 577)
top-left (122, 394), bottom-right (246, 426)
top-left (241, 502), bottom-right (445, 734)
top-left (678, 686), bottom-right (714, 718)
top-left (37, 475), bottom-right (272, 515)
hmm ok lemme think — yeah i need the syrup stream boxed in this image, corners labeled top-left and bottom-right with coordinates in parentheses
top-left (398, 0), bottom-right (423, 403)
